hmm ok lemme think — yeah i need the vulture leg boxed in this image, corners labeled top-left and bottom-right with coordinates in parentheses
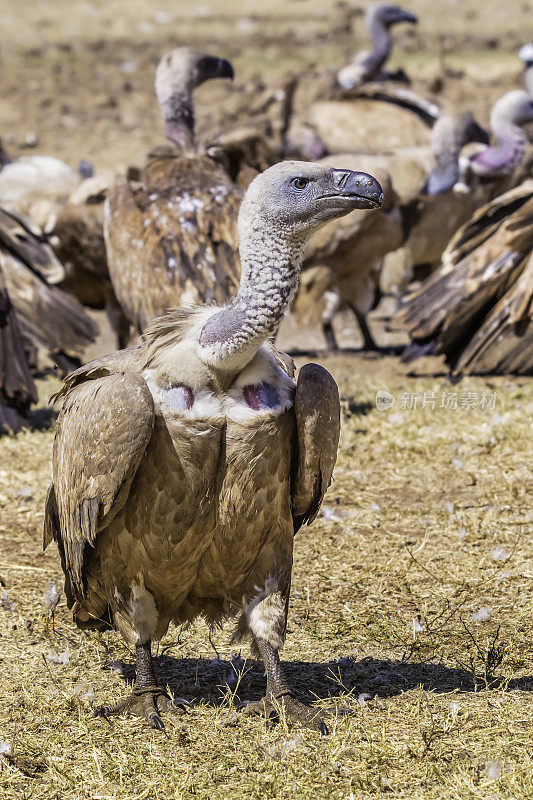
top-left (352, 305), bottom-right (381, 352)
top-left (105, 297), bottom-right (133, 350)
top-left (244, 637), bottom-right (329, 735)
top-left (322, 320), bottom-right (339, 351)
top-left (95, 641), bottom-right (189, 729)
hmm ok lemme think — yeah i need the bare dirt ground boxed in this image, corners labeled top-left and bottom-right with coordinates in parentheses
top-left (0, 1), bottom-right (532, 799)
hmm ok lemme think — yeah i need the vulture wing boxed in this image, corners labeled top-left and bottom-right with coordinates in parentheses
top-left (44, 367), bottom-right (155, 603)
top-left (291, 363), bottom-right (340, 533)
top-left (0, 267), bottom-right (37, 433)
top-left (0, 206), bottom-right (98, 367)
top-left (0, 206), bottom-right (64, 283)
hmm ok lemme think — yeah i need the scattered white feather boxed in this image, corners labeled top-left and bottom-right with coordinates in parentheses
top-left (44, 580), bottom-right (61, 614)
top-left (321, 506), bottom-right (342, 522)
top-left (0, 741), bottom-right (12, 757)
top-left (47, 651), bottom-right (70, 665)
top-left (472, 607), bottom-right (492, 623)
top-left (485, 761), bottom-right (502, 780)
top-left (412, 616), bottom-right (426, 634)
top-left (370, 502), bottom-right (381, 512)
top-left (491, 546), bottom-right (509, 562)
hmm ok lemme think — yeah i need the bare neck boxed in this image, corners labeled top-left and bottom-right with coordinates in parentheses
top-left (198, 225), bottom-right (305, 371)
top-left (365, 16), bottom-right (392, 73)
top-left (161, 91), bottom-right (195, 149)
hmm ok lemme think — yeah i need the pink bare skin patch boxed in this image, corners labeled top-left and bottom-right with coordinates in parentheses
top-left (161, 384), bottom-right (194, 411)
top-left (243, 383), bottom-right (280, 410)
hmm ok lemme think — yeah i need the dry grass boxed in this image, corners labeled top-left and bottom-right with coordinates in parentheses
top-left (0, 1), bottom-right (532, 796)
top-left (0, 356), bottom-right (531, 800)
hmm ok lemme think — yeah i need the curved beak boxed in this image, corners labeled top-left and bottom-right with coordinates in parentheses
top-left (216, 58), bottom-right (234, 81)
top-left (197, 55), bottom-right (235, 85)
top-left (319, 169), bottom-right (384, 210)
top-left (396, 9), bottom-right (418, 24)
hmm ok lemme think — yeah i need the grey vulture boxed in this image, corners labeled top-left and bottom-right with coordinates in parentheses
top-left (398, 179), bottom-right (533, 375)
top-left (105, 47), bottom-right (243, 341)
top-left (293, 112), bottom-right (489, 351)
top-left (45, 161), bottom-right (383, 732)
top-left (285, 3), bottom-right (440, 158)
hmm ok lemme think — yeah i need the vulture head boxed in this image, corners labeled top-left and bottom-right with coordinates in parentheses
top-left (238, 160), bottom-right (383, 240)
top-left (155, 46), bottom-right (234, 146)
top-left (368, 3), bottom-right (418, 29)
top-left (490, 90), bottom-right (533, 131)
top-left (519, 43), bottom-right (533, 69)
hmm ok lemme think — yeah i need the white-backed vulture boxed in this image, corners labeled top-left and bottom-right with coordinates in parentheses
top-left (398, 180), bottom-right (533, 375)
top-left (44, 161), bottom-right (383, 732)
top-left (293, 112), bottom-right (489, 350)
top-left (105, 47), bottom-right (244, 341)
top-left (0, 206), bottom-right (98, 374)
top-left (286, 3), bottom-right (439, 157)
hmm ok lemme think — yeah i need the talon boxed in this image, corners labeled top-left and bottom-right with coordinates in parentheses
top-left (320, 721), bottom-right (329, 736)
top-left (150, 714), bottom-right (165, 731)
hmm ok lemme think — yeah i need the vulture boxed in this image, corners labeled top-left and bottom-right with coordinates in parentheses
top-left (286, 3), bottom-right (439, 157)
top-left (293, 111), bottom-right (489, 350)
top-left (105, 47), bottom-right (244, 341)
top-left (0, 149), bottom-right (128, 348)
top-left (398, 179), bottom-right (533, 375)
top-left (44, 161), bottom-right (383, 732)
top-left (0, 206), bottom-right (98, 374)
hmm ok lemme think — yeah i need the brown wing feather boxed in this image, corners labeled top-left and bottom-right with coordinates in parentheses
top-left (0, 268), bottom-right (37, 432)
top-left (291, 363), bottom-right (340, 532)
top-left (0, 206), bottom-right (64, 283)
top-left (105, 153), bottom-right (241, 334)
top-left (45, 371), bottom-right (155, 602)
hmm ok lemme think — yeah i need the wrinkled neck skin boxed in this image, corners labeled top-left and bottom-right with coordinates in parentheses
top-left (160, 91), bottom-right (195, 150)
top-left (473, 122), bottom-right (527, 177)
top-left (198, 223), bottom-right (305, 373)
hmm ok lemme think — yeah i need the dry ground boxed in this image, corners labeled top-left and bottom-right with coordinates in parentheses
top-left (0, 358), bottom-right (532, 800)
top-left (0, 1), bottom-right (532, 798)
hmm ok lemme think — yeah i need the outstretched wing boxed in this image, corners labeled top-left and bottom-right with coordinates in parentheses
top-left (44, 369), bottom-right (155, 604)
top-left (291, 363), bottom-right (340, 533)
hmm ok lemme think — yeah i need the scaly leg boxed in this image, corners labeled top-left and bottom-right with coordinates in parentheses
top-left (94, 640), bottom-right (189, 730)
top-left (243, 637), bottom-right (329, 735)
top-left (239, 580), bottom-right (328, 734)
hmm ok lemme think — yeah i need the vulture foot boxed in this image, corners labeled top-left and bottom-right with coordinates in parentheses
top-left (94, 687), bottom-right (189, 730)
top-left (247, 637), bottom-right (329, 734)
top-left (242, 694), bottom-right (328, 734)
top-left (94, 640), bottom-right (190, 729)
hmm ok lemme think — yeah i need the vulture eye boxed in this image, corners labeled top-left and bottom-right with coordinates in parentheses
top-left (291, 177), bottom-right (309, 190)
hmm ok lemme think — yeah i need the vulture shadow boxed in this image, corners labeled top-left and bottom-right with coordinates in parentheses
top-left (105, 654), bottom-right (533, 708)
